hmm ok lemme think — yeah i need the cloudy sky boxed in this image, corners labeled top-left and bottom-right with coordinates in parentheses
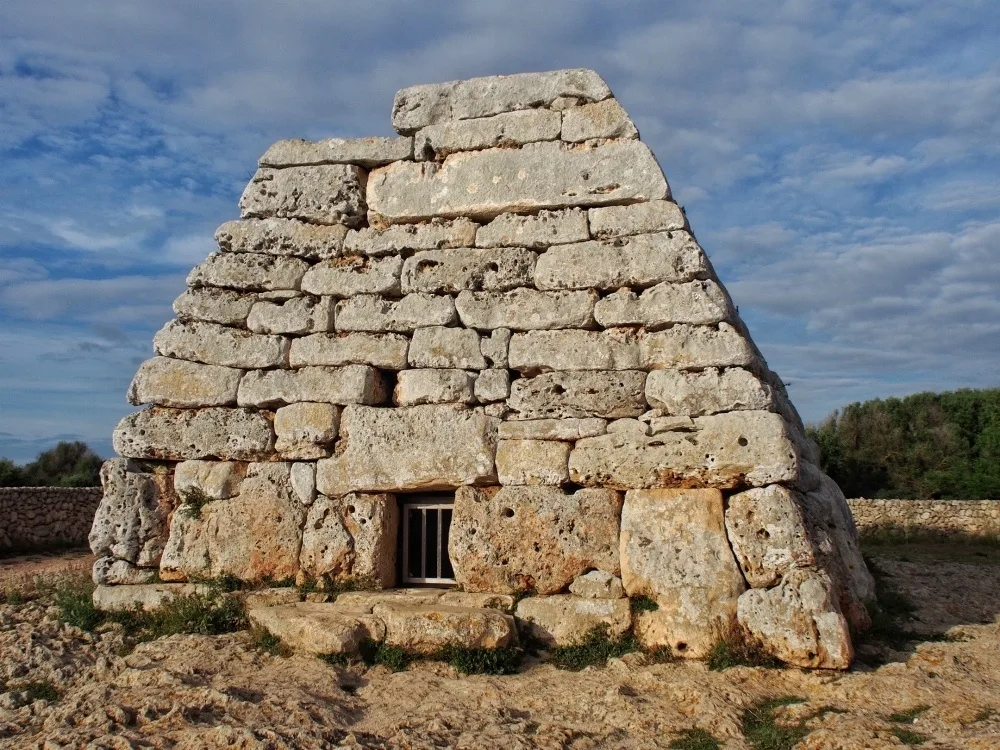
top-left (1, 1), bottom-right (997, 462)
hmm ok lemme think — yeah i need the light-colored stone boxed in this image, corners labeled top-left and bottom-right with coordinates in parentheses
top-left (394, 369), bottom-right (475, 406)
top-left (594, 280), bottom-right (733, 328)
top-left (647, 415), bottom-right (697, 434)
top-left (639, 323), bottom-right (758, 370)
top-left (290, 462), bottom-right (317, 506)
top-left (456, 288), bottom-right (597, 330)
top-left (645, 368), bottom-right (773, 416)
top-left (215, 218), bottom-right (348, 260)
top-left (237, 365), bottom-right (385, 408)
top-left (248, 603), bottom-right (385, 655)
top-left (301, 255), bottom-right (402, 297)
top-left (508, 370), bottom-right (648, 419)
top-left (113, 407), bottom-right (275, 461)
top-left (498, 418), bottom-right (607, 441)
top-left (561, 99), bottom-right (638, 142)
top-left (188, 251), bottom-right (309, 292)
top-left (474, 369), bottom-right (510, 402)
top-left (333, 589), bottom-right (445, 613)
top-left (476, 209), bottom-right (589, 249)
top-left (516, 595), bottom-right (631, 646)
top-left (173, 287), bottom-right (256, 326)
top-left (438, 592), bottom-right (517, 610)
top-left (588, 201), bottom-right (686, 239)
top-left (259, 136), bottom-right (413, 168)
top-left (481, 328), bottom-right (511, 367)
top-left (509, 329), bottom-right (640, 373)
top-left (299, 494), bottom-right (351, 579)
top-left (335, 294), bottom-right (456, 332)
top-left (374, 602), bottom-right (516, 654)
top-left (93, 557), bottom-right (160, 586)
top-left (93, 583), bottom-right (209, 612)
top-left (450, 485), bottom-right (621, 594)
top-left (153, 320), bottom-right (288, 369)
top-left (174, 460), bottom-right (247, 501)
top-left (607, 417), bottom-right (649, 436)
top-left (289, 332), bottom-right (409, 370)
top-left (569, 570), bottom-right (625, 599)
top-left (247, 296), bottom-right (335, 334)
top-left (415, 109), bottom-right (561, 159)
top-left (496, 439), bottom-right (570, 486)
top-left (127, 356), bottom-right (242, 408)
top-left (316, 405), bottom-right (499, 494)
top-left (239, 165), bottom-right (367, 227)
top-left (344, 219), bottom-right (478, 256)
top-left (406, 327), bottom-right (484, 370)
top-left (242, 587), bottom-right (302, 609)
top-left (620, 488), bottom-right (746, 658)
top-left (274, 402), bottom-right (340, 459)
top-left (367, 141), bottom-right (669, 223)
top-left (401, 247), bottom-right (536, 294)
top-left (90, 459), bottom-right (174, 567)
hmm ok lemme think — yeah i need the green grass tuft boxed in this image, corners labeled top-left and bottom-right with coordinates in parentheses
top-left (630, 595), bottom-right (659, 614)
top-left (54, 578), bottom-right (103, 631)
top-left (358, 639), bottom-right (411, 671)
top-left (249, 625), bottom-right (292, 657)
top-left (888, 705), bottom-right (930, 723)
top-left (707, 626), bottom-right (782, 671)
top-left (550, 625), bottom-right (640, 671)
top-left (16, 680), bottom-right (61, 705)
top-left (179, 487), bottom-right (213, 520)
top-left (437, 644), bottom-right (522, 675)
top-left (741, 697), bottom-right (809, 750)
top-left (669, 728), bottom-right (720, 749)
top-left (890, 727), bottom-right (928, 745)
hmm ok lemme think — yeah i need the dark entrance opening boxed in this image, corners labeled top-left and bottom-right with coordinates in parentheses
top-left (399, 493), bottom-right (455, 586)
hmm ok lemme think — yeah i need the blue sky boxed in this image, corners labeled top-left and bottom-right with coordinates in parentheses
top-left (1, 0), bottom-right (998, 462)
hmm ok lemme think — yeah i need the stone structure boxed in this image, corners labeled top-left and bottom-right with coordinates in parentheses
top-left (90, 69), bottom-right (874, 669)
top-left (0, 487), bottom-right (101, 553)
top-left (848, 498), bottom-right (1000, 539)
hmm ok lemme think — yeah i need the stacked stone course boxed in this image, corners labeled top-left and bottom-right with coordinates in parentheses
top-left (0, 487), bottom-right (101, 553)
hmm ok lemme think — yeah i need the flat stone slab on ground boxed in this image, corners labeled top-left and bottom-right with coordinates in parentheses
top-left (93, 583), bottom-right (210, 612)
top-left (516, 595), bottom-right (631, 646)
top-left (248, 602), bottom-right (385, 655)
top-left (373, 602), bottom-right (516, 654)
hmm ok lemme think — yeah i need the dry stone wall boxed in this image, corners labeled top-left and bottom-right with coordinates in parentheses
top-left (0, 487), bottom-right (101, 553)
top-left (848, 498), bottom-right (1000, 538)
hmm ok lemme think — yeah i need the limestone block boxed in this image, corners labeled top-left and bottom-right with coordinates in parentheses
top-left (344, 219), bottom-right (478, 256)
top-left (215, 218), bottom-right (348, 260)
top-left (647, 415), bottom-right (696, 435)
top-left (174, 460), bottom-right (247, 501)
top-left (737, 568), bottom-right (854, 669)
top-left (498, 418), bottom-right (607, 440)
top-left (239, 165), bottom-right (367, 227)
top-left (153, 320), bottom-right (288, 369)
top-left (274, 402), bottom-right (340, 459)
top-left (247, 296), bottom-right (335, 335)
top-left (449, 485), bottom-right (621, 594)
top-left (259, 136), bottom-right (413, 168)
top-left (496, 439), bottom-right (570, 486)
top-left (588, 201), bottom-right (687, 239)
top-left (300, 255), bottom-right (402, 298)
top-left (248, 603), bottom-right (385, 655)
top-left (401, 247), bottom-right (536, 294)
top-left (569, 570), bottom-right (625, 599)
top-left (481, 328), bottom-right (511, 367)
top-left (367, 141), bottom-right (669, 223)
top-left (508, 370), bottom-right (648, 419)
top-left (374, 602), bottom-right (516, 654)
top-left (516, 595), bottom-right (631, 646)
top-left (620, 488), bottom-right (746, 658)
top-left (456, 288), bottom-right (597, 330)
top-left (639, 323), bottom-right (758, 370)
top-left (474, 369), bottom-right (510, 402)
top-left (93, 583), bottom-right (209, 612)
top-left (290, 332), bottom-right (409, 370)
top-left (237, 365), bottom-right (385, 408)
top-left (534, 231), bottom-right (708, 291)
top-left (335, 293), bottom-right (456, 332)
top-left (114, 407), bottom-right (275, 461)
top-left (568, 411), bottom-right (800, 490)
top-left (394, 369), bottom-right (475, 406)
top-left (415, 108), bottom-right (561, 159)
top-left (299, 493), bottom-right (398, 585)
top-left (595, 280), bottom-right (734, 328)
top-left (93, 557), bottom-right (159, 586)
top-left (509, 329), bottom-right (640, 373)
top-left (391, 68), bottom-right (612, 133)
top-left (645, 368), bottom-right (773, 416)
top-left (173, 287), bottom-right (256, 326)
top-left (408, 326), bottom-right (485, 369)
top-left (290, 462), bottom-right (316, 506)
top-left (316, 405), bottom-right (499, 494)
top-left (334, 589), bottom-right (446, 613)
top-left (127, 357), bottom-right (242, 408)
top-left (476, 209), bottom-right (589, 249)
top-left (242, 587), bottom-right (302, 609)
top-left (188, 251), bottom-right (308, 292)
top-left (561, 98), bottom-right (639, 142)
top-left (438, 591), bottom-right (517, 610)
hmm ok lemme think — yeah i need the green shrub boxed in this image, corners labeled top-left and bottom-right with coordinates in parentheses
top-left (550, 625), bottom-right (640, 671)
top-left (358, 640), bottom-right (411, 671)
top-left (669, 728), bottom-right (721, 750)
top-left (438, 645), bottom-right (522, 675)
top-left (54, 578), bottom-right (103, 631)
top-left (179, 488), bottom-right (213, 520)
top-left (707, 627), bottom-right (781, 671)
top-left (249, 625), bottom-right (292, 657)
top-left (741, 697), bottom-right (808, 750)
top-left (630, 595), bottom-right (659, 614)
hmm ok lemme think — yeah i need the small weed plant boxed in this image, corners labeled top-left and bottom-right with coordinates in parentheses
top-left (550, 625), bottom-right (640, 671)
top-left (741, 697), bottom-right (808, 750)
top-left (438, 644), bottom-right (522, 675)
top-left (179, 488), bottom-right (212, 520)
top-left (249, 625), bottom-right (292, 657)
top-left (358, 639), bottom-right (411, 672)
top-left (668, 727), bottom-right (720, 749)
top-left (630, 595), bottom-right (659, 614)
top-left (15, 680), bottom-right (61, 706)
top-left (707, 626), bottom-right (781, 671)
top-left (887, 705), bottom-right (930, 724)
top-left (890, 727), bottom-right (928, 745)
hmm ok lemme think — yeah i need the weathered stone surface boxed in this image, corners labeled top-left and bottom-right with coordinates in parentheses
top-left (595, 280), bottom-right (733, 328)
top-left (188, 252), bottom-right (309, 292)
top-left (127, 357), bottom-right (242, 408)
top-left (154, 320), bottom-right (288, 369)
top-left (367, 141), bottom-right (669, 223)
top-left (516, 595), bottom-right (631, 646)
top-left (215, 218), bottom-right (348, 260)
top-left (335, 294), bottom-right (456, 332)
top-left (237, 365), bottom-right (385, 408)
top-left (561, 99), bottom-right (638, 142)
top-left (568, 411), bottom-right (800, 490)
top-left (737, 568), bottom-right (854, 669)
top-left (535, 232), bottom-right (708, 291)
top-left (476, 209), bottom-right (589, 249)
top-left (620, 488), bottom-right (746, 658)
top-left (290, 462), bottom-right (316, 506)
top-left (344, 219), bottom-right (478, 256)
top-left (334, 589), bottom-right (446, 613)
top-left (301, 255), bottom-right (402, 297)
top-left (174, 460), bottom-right (247, 501)
top-left (392, 69), bottom-right (612, 133)
top-left (408, 326), bottom-right (485, 369)
top-left (415, 109), bottom-right (561, 159)
top-left (248, 603), bottom-right (385, 655)
top-left (173, 287), bottom-right (256, 326)
top-left (498, 418), bottom-right (607, 441)
top-left (481, 328), bottom-right (511, 367)
top-left (456, 288), bottom-right (597, 330)
top-left (645, 368), bottom-right (773, 416)
top-left (241, 587), bottom-right (302, 609)
top-left (316, 405), bottom-right (499, 494)
top-left (93, 557), bottom-right (160, 586)
top-left (401, 247), bottom-right (536, 294)
top-left (394, 369), bottom-right (475, 406)
top-left (450, 485), bottom-right (621, 594)
top-left (588, 200), bottom-right (686, 239)
top-left (509, 329), bottom-right (640, 373)
top-left (639, 323), bottom-right (758, 370)
top-left (289, 332), bottom-right (409, 370)
top-left (508, 370), bottom-right (648, 419)
top-left (259, 137), bottom-right (413, 168)
top-left (247, 296), bottom-right (335, 334)
top-left (607, 418), bottom-right (649, 436)
top-left (646, 415), bottom-right (696, 434)
top-left (90, 459), bottom-right (174, 567)
top-left (113, 408), bottom-right (274, 461)
top-left (274, 402), bottom-right (340, 459)
top-left (474, 369), bottom-right (510, 403)
top-left (569, 570), bottom-right (625, 599)
top-left (374, 602), bottom-right (516, 654)
top-left (240, 165), bottom-right (367, 227)
top-left (93, 583), bottom-right (209, 612)
top-left (496, 439), bottom-right (570, 486)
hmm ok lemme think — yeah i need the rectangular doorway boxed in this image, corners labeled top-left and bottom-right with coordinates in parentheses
top-left (400, 494), bottom-right (455, 586)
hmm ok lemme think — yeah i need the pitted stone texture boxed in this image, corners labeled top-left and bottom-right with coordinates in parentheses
top-left (174, 460), bottom-right (247, 501)
top-left (237, 365), bottom-right (385, 409)
top-left (154, 320), bottom-right (288, 369)
top-left (516, 596), bottom-right (631, 646)
top-left (408, 327), bottom-right (485, 369)
top-left (374, 602), bottom-right (516, 654)
top-left (738, 568), bottom-right (854, 669)
top-left (401, 247), bottom-right (536, 294)
top-left (274, 402), bottom-right (340, 459)
top-left (248, 603), bottom-right (385, 656)
top-left (645, 368), bottom-right (773, 416)
top-left (344, 219), bottom-right (478, 256)
top-left (334, 589), bottom-right (446, 613)
top-left (394, 369), bottom-right (475, 406)
top-left (93, 557), bottom-right (160, 586)
top-left (456, 288), bottom-right (597, 331)
top-left (595, 280), bottom-right (734, 329)
top-left (481, 328), bottom-right (511, 367)
top-left (173, 287), bottom-right (256, 326)
top-left (239, 165), bottom-right (367, 227)
top-left (561, 99), bottom-right (638, 142)
top-left (474, 369), bottom-right (510, 403)
top-left (535, 232), bottom-right (708, 291)
top-left (620, 488), bottom-right (746, 658)
top-left (290, 462), bottom-right (317, 506)
top-left (114, 407), bottom-right (274, 461)
top-left (335, 293), bottom-right (456, 332)
top-left (93, 584), bottom-right (209, 612)
top-left (588, 201), bottom-right (687, 239)
top-left (508, 370), bottom-right (647, 420)
top-left (259, 136), bottom-right (413, 168)
top-left (569, 570), bottom-right (625, 599)
top-left (646, 415), bottom-right (697, 435)
top-left (476, 209), bottom-right (589, 249)
top-left (607, 418), bottom-right (650, 436)
top-left (498, 418), bottom-right (607, 441)
top-left (639, 323), bottom-right (758, 370)
top-left (449, 485), bottom-right (621, 595)
top-left (415, 109), bottom-right (561, 159)
top-left (90, 459), bottom-right (174, 567)
top-left (290, 332), bottom-right (409, 370)
top-left (188, 252), bottom-right (308, 292)
top-left (215, 218), bottom-right (348, 260)
top-left (391, 68), bottom-right (612, 133)
top-left (496, 439), bottom-right (570, 486)
top-left (316, 405), bottom-right (499, 494)
top-left (247, 296), bottom-right (335, 335)
top-left (568, 410), bottom-right (800, 490)
top-left (301, 255), bottom-right (402, 298)
top-left (509, 329), bottom-right (640, 373)
top-left (127, 356), bottom-right (242, 408)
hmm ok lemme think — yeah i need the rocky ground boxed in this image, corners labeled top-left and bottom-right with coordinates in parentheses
top-left (2, 544), bottom-right (1000, 749)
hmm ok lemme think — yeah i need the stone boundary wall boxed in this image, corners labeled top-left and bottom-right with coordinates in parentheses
top-left (848, 498), bottom-right (1000, 539)
top-left (0, 487), bottom-right (101, 553)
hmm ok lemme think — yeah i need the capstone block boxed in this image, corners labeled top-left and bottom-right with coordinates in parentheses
top-left (414, 108), bottom-right (561, 159)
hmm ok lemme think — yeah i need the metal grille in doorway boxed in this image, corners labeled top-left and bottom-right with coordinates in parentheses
top-left (400, 500), bottom-right (455, 585)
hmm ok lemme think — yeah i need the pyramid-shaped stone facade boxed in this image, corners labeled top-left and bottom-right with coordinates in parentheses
top-left (90, 69), bottom-right (874, 668)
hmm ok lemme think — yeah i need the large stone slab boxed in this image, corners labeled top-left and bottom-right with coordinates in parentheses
top-left (568, 410), bottom-right (800, 490)
top-left (344, 219), bottom-right (478, 256)
top-left (456, 288), bottom-right (597, 330)
top-left (594, 280), bottom-right (733, 328)
top-left (316, 405), bottom-right (499, 494)
top-left (174, 460), bottom-right (247, 501)
top-left (639, 323), bottom-right (758, 370)
top-left (113, 407), bottom-right (274, 461)
top-left (173, 287), bottom-right (256, 326)
top-left (188, 252), bottom-right (309, 292)
top-left (215, 218), bottom-right (348, 260)
top-left (561, 98), bottom-right (638, 142)
top-left (248, 603), bottom-right (385, 655)
top-left (415, 109), bottom-right (561, 159)
top-left (496, 439), bottom-right (570, 486)
top-left (516, 595), bottom-right (631, 646)
top-left (645, 368), bottom-right (773, 416)
top-left (239, 165), bottom-right (367, 227)
top-left (367, 141), bottom-right (669, 223)
top-left (374, 602), bottom-right (516, 654)
top-left (509, 329), bottom-right (640, 373)
top-left (476, 209), bottom-right (589, 249)
top-left (274, 402), bottom-right (340, 459)
top-left (246, 296), bottom-right (335, 335)
top-left (154, 320), bottom-right (288, 369)
top-left (259, 136), bottom-right (413, 168)
top-left (394, 369), bottom-right (475, 406)
top-left (289, 332), bottom-right (409, 370)
top-left (449, 485), bottom-right (621, 594)
top-left (408, 326), bottom-right (485, 369)
top-left (335, 294), bottom-right (456, 332)
top-left (569, 570), bottom-right (625, 599)
top-left (237, 365), bottom-right (385, 408)
top-left (127, 357), bottom-right (242, 408)
top-left (92, 557), bottom-right (159, 586)
top-left (401, 247), bottom-right (536, 294)
top-left (90, 459), bottom-right (174, 567)
top-left (497, 418), bottom-right (607, 441)
top-left (301, 255), bottom-right (403, 297)
top-left (508, 370), bottom-right (648, 419)
top-left (620, 488), bottom-right (746, 658)
top-left (93, 583), bottom-right (209, 612)
top-left (588, 201), bottom-right (686, 239)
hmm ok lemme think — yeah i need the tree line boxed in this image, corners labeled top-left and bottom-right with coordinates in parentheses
top-left (0, 441), bottom-right (103, 488)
